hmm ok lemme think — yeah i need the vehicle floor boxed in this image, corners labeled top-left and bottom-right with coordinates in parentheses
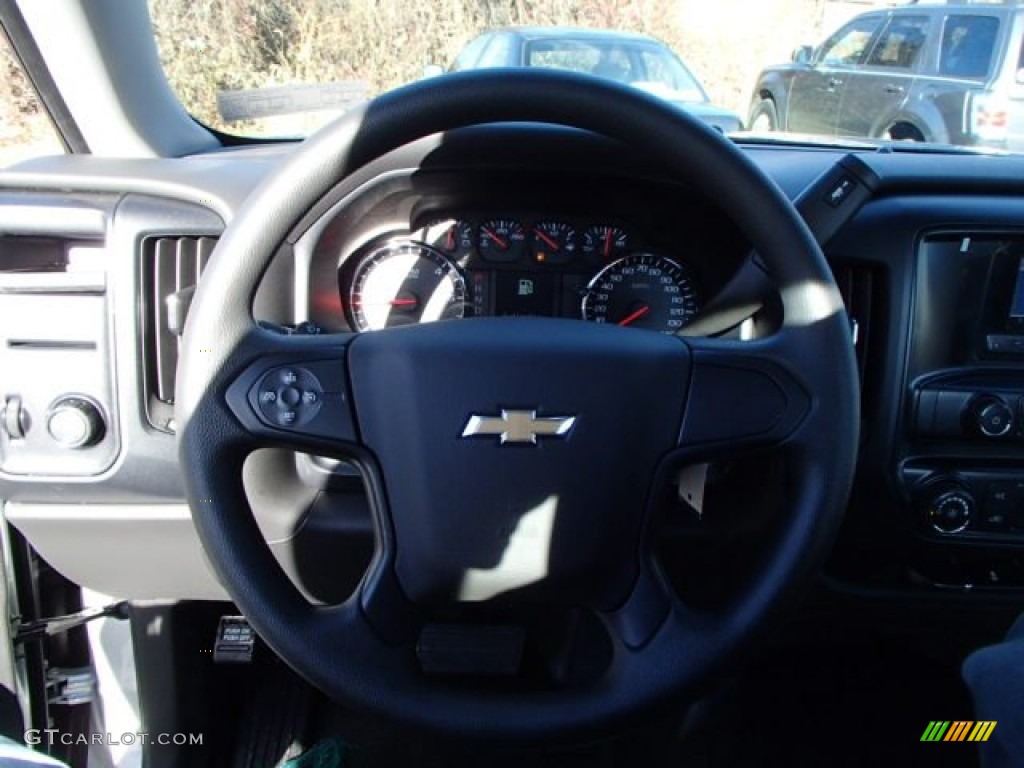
top-left (675, 642), bottom-right (981, 767)
top-left (241, 638), bottom-right (982, 768)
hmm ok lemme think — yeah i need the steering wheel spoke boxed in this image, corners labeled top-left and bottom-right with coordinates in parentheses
top-left (357, 549), bottom-right (424, 646)
top-left (600, 564), bottom-right (674, 651)
top-left (676, 332), bottom-right (814, 461)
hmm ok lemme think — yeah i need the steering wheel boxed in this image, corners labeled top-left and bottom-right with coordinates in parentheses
top-left (177, 69), bottom-right (858, 741)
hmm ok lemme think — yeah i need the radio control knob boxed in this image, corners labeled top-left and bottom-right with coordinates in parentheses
top-left (970, 396), bottom-right (1014, 437)
top-left (924, 486), bottom-right (974, 534)
top-left (46, 397), bottom-right (105, 449)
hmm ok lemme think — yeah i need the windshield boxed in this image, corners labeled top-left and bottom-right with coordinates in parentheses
top-left (521, 38), bottom-right (707, 103)
top-left (147, 0), bottom-right (1023, 153)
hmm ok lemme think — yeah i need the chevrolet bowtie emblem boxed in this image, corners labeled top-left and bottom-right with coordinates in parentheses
top-left (461, 409), bottom-right (576, 444)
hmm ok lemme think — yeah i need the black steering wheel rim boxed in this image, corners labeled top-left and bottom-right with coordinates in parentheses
top-left (176, 69), bottom-right (859, 741)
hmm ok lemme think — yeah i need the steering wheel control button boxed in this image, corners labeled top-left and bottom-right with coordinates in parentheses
top-left (238, 358), bottom-right (357, 443)
top-left (45, 397), bottom-right (105, 449)
top-left (925, 487), bottom-right (975, 534)
top-left (256, 367), bottom-right (324, 427)
top-left (280, 387), bottom-right (301, 407)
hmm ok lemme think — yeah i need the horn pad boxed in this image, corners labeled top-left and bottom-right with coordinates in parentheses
top-left (347, 317), bottom-right (691, 608)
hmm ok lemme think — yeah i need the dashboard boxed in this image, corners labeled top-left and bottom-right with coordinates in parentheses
top-left (5, 129), bottom-right (1024, 617)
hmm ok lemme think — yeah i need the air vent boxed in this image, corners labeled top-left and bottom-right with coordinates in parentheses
top-left (833, 263), bottom-right (873, 377)
top-left (832, 262), bottom-right (881, 417)
top-left (142, 235), bottom-right (218, 431)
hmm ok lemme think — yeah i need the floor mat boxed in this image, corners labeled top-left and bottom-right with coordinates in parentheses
top-left (678, 643), bottom-right (981, 768)
top-left (281, 739), bottom-right (345, 768)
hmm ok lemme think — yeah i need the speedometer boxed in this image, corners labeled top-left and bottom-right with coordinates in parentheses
top-left (348, 242), bottom-right (465, 331)
top-left (581, 253), bottom-right (699, 333)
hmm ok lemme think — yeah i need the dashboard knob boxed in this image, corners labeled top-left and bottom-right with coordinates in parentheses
top-left (46, 397), bottom-right (105, 449)
top-left (923, 485), bottom-right (974, 534)
top-left (1, 396), bottom-right (28, 439)
top-left (970, 395), bottom-right (1014, 437)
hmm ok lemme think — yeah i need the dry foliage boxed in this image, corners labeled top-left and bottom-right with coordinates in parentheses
top-left (147, 0), bottom-right (839, 133)
top-left (2, 0), bottom-right (863, 157)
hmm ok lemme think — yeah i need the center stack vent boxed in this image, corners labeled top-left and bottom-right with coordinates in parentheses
top-left (832, 261), bottom-right (882, 421)
top-left (142, 235), bottom-right (219, 432)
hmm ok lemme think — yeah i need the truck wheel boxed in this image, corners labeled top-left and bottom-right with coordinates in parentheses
top-left (885, 123), bottom-right (924, 142)
top-left (749, 98), bottom-right (779, 132)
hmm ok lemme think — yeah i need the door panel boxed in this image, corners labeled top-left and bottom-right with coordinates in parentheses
top-left (838, 15), bottom-right (931, 138)
top-left (788, 14), bottom-right (886, 136)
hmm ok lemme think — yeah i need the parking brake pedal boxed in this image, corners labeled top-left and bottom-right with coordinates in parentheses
top-left (214, 616), bottom-right (256, 663)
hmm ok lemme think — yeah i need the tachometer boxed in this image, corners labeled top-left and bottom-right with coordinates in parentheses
top-left (582, 253), bottom-right (699, 333)
top-left (348, 242), bottom-right (465, 331)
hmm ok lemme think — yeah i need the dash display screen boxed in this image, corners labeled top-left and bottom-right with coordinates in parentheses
top-left (494, 273), bottom-right (557, 317)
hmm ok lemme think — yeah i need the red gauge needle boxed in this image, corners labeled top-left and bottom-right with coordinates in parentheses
top-left (357, 298), bottom-right (417, 307)
top-left (618, 305), bottom-right (650, 327)
top-left (446, 227), bottom-right (456, 250)
top-left (533, 228), bottom-right (559, 251)
top-left (603, 229), bottom-right (613, 259)
top-left (482, 227), bottom-right (508, 249)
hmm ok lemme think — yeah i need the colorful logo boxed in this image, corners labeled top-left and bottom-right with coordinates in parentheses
top-left (921, 721), bottom-right (996, 742)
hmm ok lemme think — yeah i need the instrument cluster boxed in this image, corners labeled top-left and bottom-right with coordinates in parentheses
top-left (338, 215), bottom-right (703, 334)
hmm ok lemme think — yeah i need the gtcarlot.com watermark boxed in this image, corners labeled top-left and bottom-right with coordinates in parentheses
top-left (25, 730), bottom-right (203, 747)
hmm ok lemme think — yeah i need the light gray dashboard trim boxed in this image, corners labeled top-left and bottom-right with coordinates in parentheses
top-left (0, 202), bottom-right (106, 238)
top-left (4, 503), bottom-right (228, 600)
top-left (0, 193), bottom-right (223, 499)
top-left (2, 150), bottom-right (289, 219)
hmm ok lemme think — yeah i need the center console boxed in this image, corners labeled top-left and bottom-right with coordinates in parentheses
top-left (899, 232), bottom-right (1024, 584)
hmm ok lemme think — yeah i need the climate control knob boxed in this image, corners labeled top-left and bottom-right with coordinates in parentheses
top-left (46, 397), bottom-right (105, 449)
top-left (970, 395), bottom-right (1014, 437)
top-left (924, 486), bottom-right (975, 534)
